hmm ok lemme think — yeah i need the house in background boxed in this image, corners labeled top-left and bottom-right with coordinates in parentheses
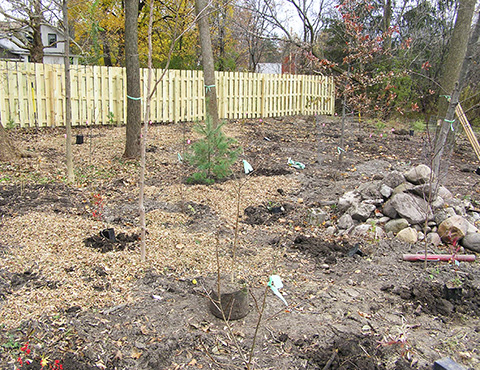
top-left (255, 56), bottom-right (298, 75)
top-left (0, 23), bottom-right (76, 64)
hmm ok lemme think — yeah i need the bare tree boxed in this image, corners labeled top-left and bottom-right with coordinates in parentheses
top-left (0, 0), bottom-right (61, 63)
top-left (236, 0), bottom-right (276, 71)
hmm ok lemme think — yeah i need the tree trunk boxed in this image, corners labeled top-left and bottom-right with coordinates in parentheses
top-left (433, 10), bottom-right (480, 177)
top-left (123, 0), bottom-right (142, 159)
top-left (102, 31), bottom-right (113, 66)
top-left (0, 124), bottom-right (19, 162)
top-left (64, 0), bottom-right (74, 183)
top-left (29, 0), bottom-right (44, 63)
top-left (382, 0), bottom-right (392, 50)
top-left (195, 0), bottom-right (219, 128)
top-left (437, 0), bottom-right (476, 117)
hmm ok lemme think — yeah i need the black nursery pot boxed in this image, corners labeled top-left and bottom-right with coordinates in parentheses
top-left (76, 134), bottom-right (84, 144)
top-left (101, 228), bottom-right (116, 241)
top-left (409, 130), bottom-right (414, 136)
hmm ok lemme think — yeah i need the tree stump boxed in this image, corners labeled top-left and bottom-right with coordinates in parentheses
top-left (208, 281), bottom-right (249, 320)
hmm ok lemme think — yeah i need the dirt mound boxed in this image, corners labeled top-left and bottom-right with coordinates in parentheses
top-left (292, 234), bottom-right (356, 264)
top-left (297, 333), bottom-right (418, 369)
top-left (83, 231), bottom-right (139, 253)
top-left (390, 279), bottom-right (480, 317)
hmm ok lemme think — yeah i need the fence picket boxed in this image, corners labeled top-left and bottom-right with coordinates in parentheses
top-left (0, 61), bottom-right (334, 128)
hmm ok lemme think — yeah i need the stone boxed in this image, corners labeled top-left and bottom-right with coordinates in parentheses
top-left (404, 164), bottom-right (433, 184)
top-left (382, 200), bottom-right (398, 219)
top-left (349, 202), bottom-right (376, 222)
top-left (379, 184), bottom-right (393, 198)
top-left (306, 208), bottom-right (327, 226)
top-left (358, 181), bottom-right (382, 200)
top-left (426, 232), bottom-right (442, 247)
top-left (377, 216), bottom-right (390, 224)
top-left (384, 218), bottom-right (409, 234)
top-left (437, 186), bottom-right (453, 200)
top-left (446, 198), bottom-right (467, 216)
top-left (437, 215), bottom-right (469, 244)
top-left (338, 191), bottom-right (361, 213)
top-left (410, 183), bottom-right (437, 198)
top-left (325, 226), bottom-right (336, 235)
top-left (383, 170), bottom-right (405, 189)
top-left (396, 227), bottom-right (418, 243)
top-left (352, 223), bottom-right (385, 239)
top-left (392, 182), bottom-right (414, 196)
top-left (432, 196), bottom-right (445, 209)
top-left (338, 213), bottom-right (354, 229)
top-left (390, 193), bottom-right (432, 225)
top-left (466, 220), bottom-right (478, 234)
top-left (461, 233), bottom-right (480, 253)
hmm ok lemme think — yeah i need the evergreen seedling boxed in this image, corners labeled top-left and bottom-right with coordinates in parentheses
top-left (186, 118), bottom-right (240, 184)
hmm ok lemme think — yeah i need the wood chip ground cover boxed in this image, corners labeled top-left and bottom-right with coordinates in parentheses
top-left (0, 116), bottom-right (479, 369)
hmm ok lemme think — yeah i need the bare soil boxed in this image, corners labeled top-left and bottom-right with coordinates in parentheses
top-left (1, 116), bottom-right (480, 370)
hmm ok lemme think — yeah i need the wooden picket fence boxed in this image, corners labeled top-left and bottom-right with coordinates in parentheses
top-left (0, 61), bottom-right (334, 128)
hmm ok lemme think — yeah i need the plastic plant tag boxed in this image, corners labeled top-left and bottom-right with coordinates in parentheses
top-left (287, 158), bottom-right (305, 170)
top-left (268, 275), bottom-right (288, 306)
top-left (177, 153), bottom-right (183, 163)
top-left (243, 160), bottom-right (254, 174)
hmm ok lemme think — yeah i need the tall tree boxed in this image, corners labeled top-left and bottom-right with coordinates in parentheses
top-left (433, 8), bottom-right (479, 177)
top-left (195, 0), bottom-right (220, 127)
top-left (437, 0), bottom-right (476, 117)
top-left (123, 0), bottom-right (141, 159)
top-left (69, 0), bottom-right (125, 66)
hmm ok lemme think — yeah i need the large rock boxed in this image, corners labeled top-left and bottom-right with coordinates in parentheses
top-left (461, 233), bottom-right (480, 252)
top-left (410, 183), bottom-right (437, 199)
top-left (404, 164), bottom-right (432, 185)
top-left (384, 218), bottom-right (409, 234)
top-left (358, 181), bottom-right (382, 200)
top-left (338, 213), bottom-right (354, 230)
top-left (437, 215), bottom-right (468, 243)
top-left (391, 182), bottom-right (414, 196)
top-left (396, 227), bottom-right (418, 243)
top-left (349, 202), bottom-right (376, 222)
top-left (390, 193), bottom-right (432, 225)
top-left (338, 191), bottom-right (361, 213)
top-left (383, 171), bottom-right (405, 189)
top-left (382, 200), bottom-right (398, 219)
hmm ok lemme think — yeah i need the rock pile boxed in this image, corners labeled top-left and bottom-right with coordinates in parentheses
top-left (333, 164), bottom-right (480, 252)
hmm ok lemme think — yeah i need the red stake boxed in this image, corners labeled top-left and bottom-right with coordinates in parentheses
top-left (402, 254), bottom-right (476, 262)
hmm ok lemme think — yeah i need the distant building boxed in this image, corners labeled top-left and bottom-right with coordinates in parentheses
top-left (256, 63), bottom-right (282, 74)
top-left (0, 23), bottom-right (77, 64)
